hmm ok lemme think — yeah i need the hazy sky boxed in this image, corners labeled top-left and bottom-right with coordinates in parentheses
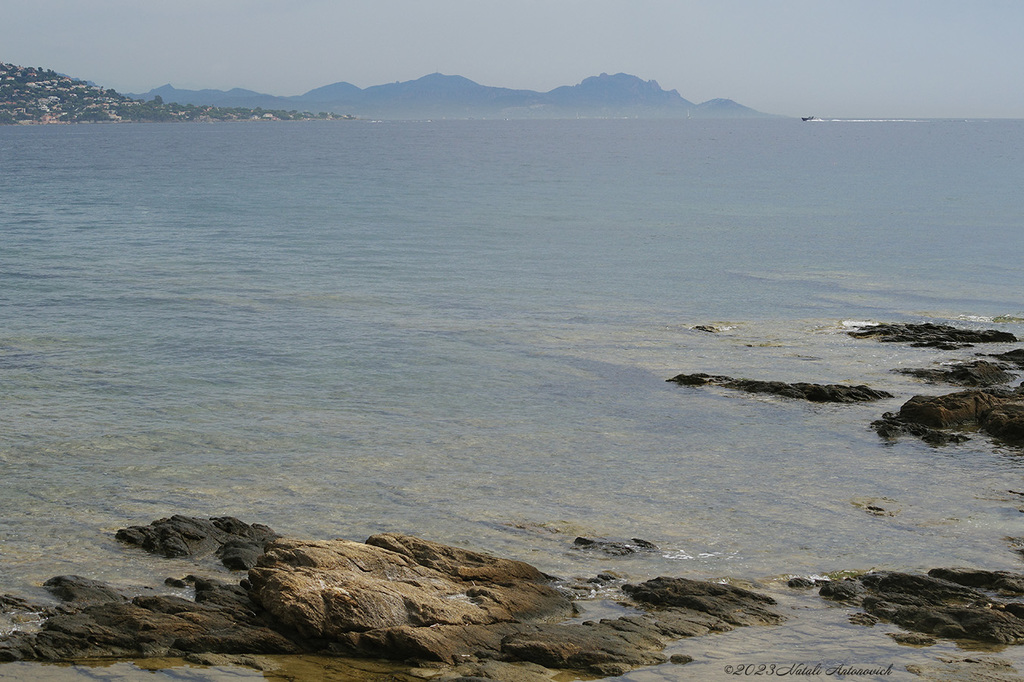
top-left (3, 0), bottom-right (1022, 118)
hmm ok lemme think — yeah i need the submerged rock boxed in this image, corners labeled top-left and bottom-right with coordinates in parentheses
top-left (906, 655), bottom-right (1024, 682)
top-left (848, 322), bottom-right (1017, 349)
top-left (872, 388), bottom-right (1024, 445)
top-left (572, 537), bottom-right (659, 556)
top-left (115, 515), bottom-right (279, 570)
top-left (667, 373), bottom-right (892, 403)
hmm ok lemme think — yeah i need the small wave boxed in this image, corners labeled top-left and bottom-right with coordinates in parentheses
top-left (841, 320), bottom-right (878, 329)
top-left (956, 314), bottom-right (1024, 324)
top-left (662, 550), bottom-right (723, 561)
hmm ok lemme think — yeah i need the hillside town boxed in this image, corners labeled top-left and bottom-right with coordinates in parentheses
top-left (0, 63), bottom-right (345, 124)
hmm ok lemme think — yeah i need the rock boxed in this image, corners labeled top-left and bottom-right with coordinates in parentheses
top-left (500, 584), bottom-right (781, 677)
top-left (572, 537), bottom-right (659, 556)
top-left (896, 390), bottom-right (1016, 429)
top-left (667, 373), bottom-right (893, 402)
top-left (499, 620), bottom-right (667, 675)
top-left (849, 323), bottom-right (1017, 348)
top-left (818, 579), bottom-right (865, 602)
top-left (5, 578), bottom-right (301, 662)
top-left (981, 404), bottom-right (1024, 443)
top-left (897, 360), bottom-right (1016, 387)
top-left (247, 535), bottom-right (572, 645)
top-left (849, 612), bottom-right (878, 626)
top-left (989, 349), bottom-right (1024, 368)
top-left (622, 577), bottom-right (783, 627)
top-left (860, 571), bottom-right (988, 605)
top-left (871, 413), bottom-right (971, 445)
top-left (43, 575), bottom-right (127, 604)
top-left (826, 569), bottom-right (1024, 646)
top-left (0, 524), bottom-right (786, 678)
top-left (928, 568), bottom-right (1024, 594)
top-left (889, 631), bottom-right (935, 646)
top-left (115, 515), bottom-right (279, 570)
top-left (249, 537), bottom-right (782, 674)
top-left (906, 655), bottom-right (1024, 682)
top-left (873, 389), bottom-right (1024, 445)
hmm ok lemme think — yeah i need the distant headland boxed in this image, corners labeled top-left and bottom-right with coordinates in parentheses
top-left (1, 62), bottom-right (778, 124)
top-left (0, 63), bottom-right (350, 124)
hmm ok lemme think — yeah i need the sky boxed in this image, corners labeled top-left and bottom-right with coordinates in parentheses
top-left (3, 0), bottom-right (1023, 119)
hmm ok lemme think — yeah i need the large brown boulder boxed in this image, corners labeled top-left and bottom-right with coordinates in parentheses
top-left (873, 389), bottom-right (1024, 444)
top-left (896, 390), bottom-right (1013, 428)
top-left (246, 535), bottom-right (573, 643)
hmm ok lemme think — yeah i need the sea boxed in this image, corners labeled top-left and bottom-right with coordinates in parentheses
top-left (1, 117), bottom-right (1023, 680)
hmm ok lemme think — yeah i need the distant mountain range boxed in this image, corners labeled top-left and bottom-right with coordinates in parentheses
top-left (130, 72), bottom-right (776, 120)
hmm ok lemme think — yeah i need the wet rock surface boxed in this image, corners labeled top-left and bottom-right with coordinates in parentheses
top-left (848, 322), bottom-right (1018, 349)
top-left (115, 515), bottom-right (280, 570)
top-left (571, 536), bottom-right (658, 556)
top-left (0, 522), bottom-right (784, 677)
top-left (906, 655), bottom-right (1024, 682)
top-left (811, 569), bottom-right (1024, 645)
top-left (667, 373), bottom-right (893, 402)
top-left (896, 359), bottom-right (1016, 387)
top-left (872, 388), bottom-right (1024, 445)
top-left (989, 349), bottom-right (1024, 369)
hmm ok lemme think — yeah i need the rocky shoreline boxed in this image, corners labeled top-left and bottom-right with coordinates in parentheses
top-left (1, 516), bottom-right (785, 679)
top-left (675, 321), bottom-right (1024, 447)
top-left (5, 320), bottom-right (1024, 680)
top-left (9, 515), bottom-right (1024, 680)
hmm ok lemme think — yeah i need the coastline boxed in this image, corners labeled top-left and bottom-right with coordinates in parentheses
top-left (5, 323), bottom-right (1024, 680)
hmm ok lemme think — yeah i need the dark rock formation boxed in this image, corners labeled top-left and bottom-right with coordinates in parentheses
top-left (818, 579), bottom-right (865, 602)
top-left (872, 388), bottom-right (1024, 445)
top-left (497, 577), bottom-right (782, 676)
top-left (816, 569), bottom-right (1024, 646)
top-left (43, 575), bottom-right (128, 604)
top-left (572, 537), bottom-right (658, 556)
top-left (896, 359), bottom-right (1016, 387)
top-left (0, 528), bottom-right (784, 678)
top-left (115, 515), bottom-right (279, 570)
top-left (848, 323), bottom-right (1017, 349)
top-left (667, 373), bottom-right (892, 402)
top-left (988, 349), bottom-right (1024, 368)
top-left (0, 576), bottom-right (300, 662)
top-left (622, 577), bottom-right (782, 627)
top-left (981, 404), bottom-right (1024, 442)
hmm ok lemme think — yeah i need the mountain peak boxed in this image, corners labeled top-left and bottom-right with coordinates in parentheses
top-left (132, 73), bottom-right (772, 119)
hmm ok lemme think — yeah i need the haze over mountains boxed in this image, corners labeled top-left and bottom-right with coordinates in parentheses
top-left (130, 72), bottom-right (775, 120)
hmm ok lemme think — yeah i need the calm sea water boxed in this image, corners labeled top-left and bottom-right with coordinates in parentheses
top-left (2, 118), bottom-right (1023, 679)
